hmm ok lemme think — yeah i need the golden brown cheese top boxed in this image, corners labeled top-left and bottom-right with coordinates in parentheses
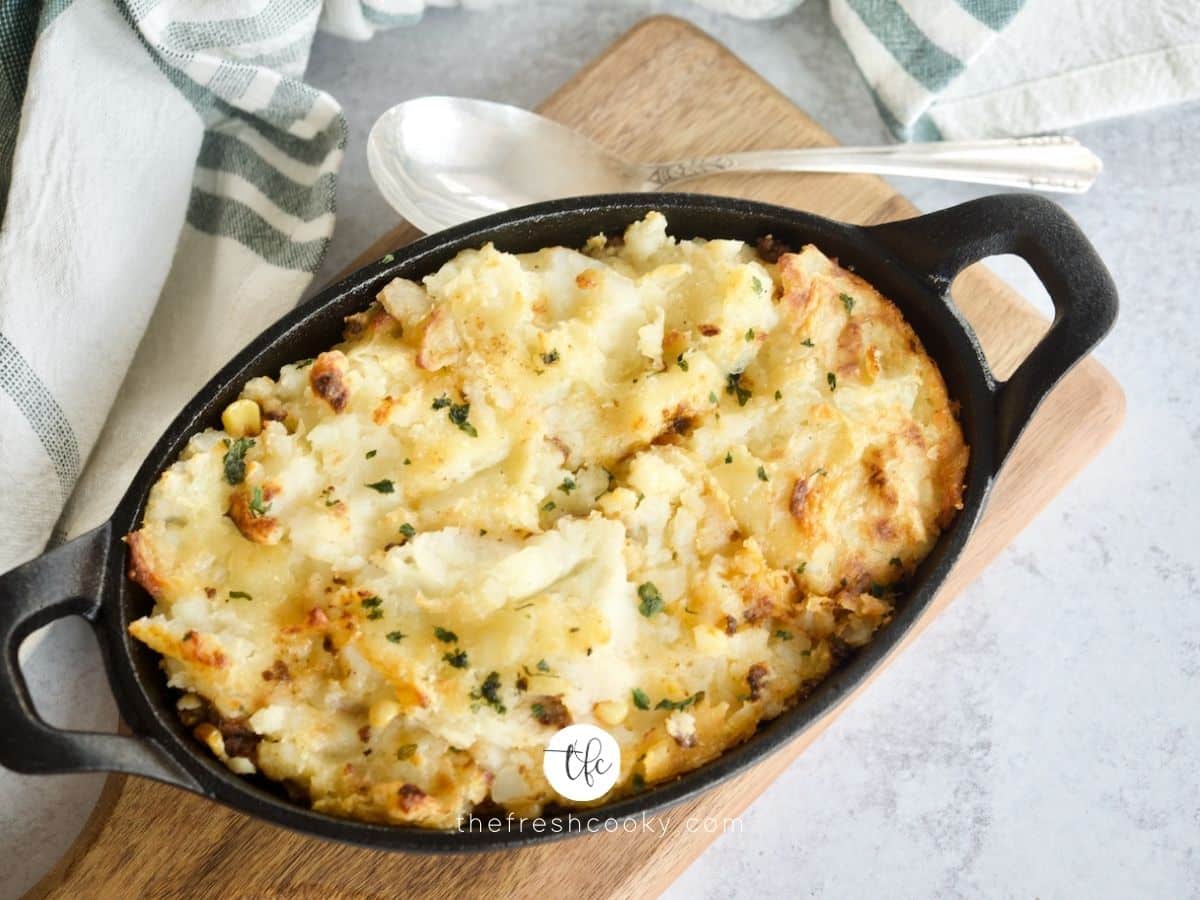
top-left (128, 213), bottom-right (967, 828)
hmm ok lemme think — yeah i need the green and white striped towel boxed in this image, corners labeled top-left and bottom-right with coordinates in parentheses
top-left (832, 0), bottom-right (1200, 140)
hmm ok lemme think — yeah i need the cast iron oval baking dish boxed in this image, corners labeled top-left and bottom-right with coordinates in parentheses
top-left (0, 193), bottom-right (1117, 852)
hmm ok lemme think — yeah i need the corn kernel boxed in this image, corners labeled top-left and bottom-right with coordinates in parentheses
top-left (222, 399), bottom-right (262, 437)
top-left (369, 698), bottom-right (401, 731)
top-left (593, 699), bottom-right (628, 726)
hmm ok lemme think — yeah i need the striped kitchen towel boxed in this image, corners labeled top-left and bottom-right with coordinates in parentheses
top-left (832, 0), bottom-right (1200, 140)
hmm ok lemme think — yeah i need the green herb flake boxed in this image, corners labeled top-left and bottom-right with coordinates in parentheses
top-left (403, 458), bottom-right (412, 466)
top-left (709, 391), bottom-right (719, 404)
top-left (796, 561), bottom-right (807, 575)
top-left (443, 649), bottom-right (469, 669)
top-left (826, 372), bottom-right (837, 392)
top-left (637, 582), bottom-right (665, 618)
top-left (294, 357), bottom-right (315, 369)
top-left (431, 395), bottom-right (451, 410)
top-left (840, 292), bottom-right (855, 314)
top-left (399, 522), bottom-right (416, 539)
top-left (774, 629), bottom-right (794, 641)
top-left (745, 328), bottom-right (755, 342)
top-left (774, 389), bottom-right (782, 400)
top-left (541, 349), bottom-right (560, 365)
top-left (249, 485), bottom-right (271, 517)
top-left (631, 772), bottom-right (646, 790)
top-left (724, 451), bottom-right (733, 464)
top-left (530, 702), bottom-right (546, 720)
top-left (757, 465), bottom-right (769, 482)
top-left (536, 658), bottom-right (551, 673)
top-left (725, 372), bottom-right (752, 406)
top-left (471, 671), bottom-right (506, 713)
top-left (559, 477), bottom-right (576, 495)
top-left (801, 338), bottom-right (815, 348)
top-left (890, 556), bottom-right (903, 568)
top-left (386, 631), bottom-right (406, 643)
top-left (365, 449), bottom-right (377, 459)
top-left (396, 743), bottom-right (417, 760)
top-left (222, 437), bottom-right (255, 485)
top-left (380, 253), bottom-right (395, 265)
top-left (656, 690), bottom-right (704, 712)
top-left (448, 402), bottom-right (478, 437)
top-left (321, 486), bottom-right (338, 507)
top-left (677, 352), bottom-right (689, 372)
top-left (632, 688), bottom-right (651, 710)
top-left (366, 479), bottom-right (395, 494)
top-left (751, 276), bottom-right (764, 294)
top-left (543, 500), bottom-right (556, 512)
top-left (228, 590), bottom-right (252, 601)
top-left (433, 626), bottom-right (458, 643)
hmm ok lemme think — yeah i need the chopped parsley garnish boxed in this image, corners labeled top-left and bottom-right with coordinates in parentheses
top-left (757, 465), bottom-right (769, 482)
top-left (559, 477), bottom-right (576, 494)
top-left (826, 372), bottom-right (837, 391)
top-left (443, 649), bottom-right (469, 668)
top-left (536, 658), bottom-right (551, 673)
top-left (631, 688), bottom-right (651, 710)
top-left (541, 349), bottom-right (560, 365)
top-left (431, 396), bottom-right (451, 410)
top-left (399, 522), bottom-right (416, 539)
top-left (745, 328), bottom-right (755, 342)
top-left (774, 389), bottom-right (782, 400)
top-left (725, 451), bottom-right (733, 464)
top-left (774, 629), bottom-right (794, 641)
top-left (676, 352), bottom-right (689, 372)
top-left (248, 485), bottom-right (270, 517)
top-left (801, 338), bottom-right (815, 348)
top-left (471, 671), bottom-right (505, 713)
top-left (840, 292), bottom-right (855, 314)
top-left (403, 457), bottom-right (412, 465)
top-left (637, 582), bottom-right (665, 617)
top-left (386, 631), bottom-right (405, 643)
top-left (366, 479), bottom-right (395, 493)
top-left (725, 371), bottom-right (751, 406)
top-left (543, 500), bottom-right (556, 512)
top-left (380, 253), bottom-right (395, 264)
top-left (295, 357), bottom-right (315, 368)
top-left (448, 402), bottom-right (477, 437)
top-left (222, 437), bottom-right (255, 485)
top-left (434, 626), bottom-right (458, 643)
top-left (752, 276), bottom-right (764, 294)
top-left (321, 486), bottom-right (338, 507)
top-left (396, 743), bottom-right (417, 760)
top-left (796, 561), bottom-right (807, 575)
top-left (365, 449), bottom-right (377, 459)
top-left (656, 691), bottom-right (704, 711)
top-left (531, 702), bottom-right (547, 720)
top-left (228, 590), bottom-right (252, 601)
top-left (709, 391), bottom-right (719, 404)
top-left (361, 596), bottom-right (383, 620)
top-left (890, 556), bottom-right (903, 568)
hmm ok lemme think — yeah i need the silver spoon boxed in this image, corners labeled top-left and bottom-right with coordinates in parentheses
top-left (367, 96), bottom-right (1103, 234)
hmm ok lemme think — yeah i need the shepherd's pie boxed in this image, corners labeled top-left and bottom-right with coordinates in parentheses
top-left (128, 213), bottom-right (967, 828)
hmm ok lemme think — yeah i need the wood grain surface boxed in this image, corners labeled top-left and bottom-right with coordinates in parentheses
top-left (30, 16), bottom-right (1124, 900)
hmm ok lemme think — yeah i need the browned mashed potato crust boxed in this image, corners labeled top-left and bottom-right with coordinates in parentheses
top-left (127, 213), bottom-right (967, 829)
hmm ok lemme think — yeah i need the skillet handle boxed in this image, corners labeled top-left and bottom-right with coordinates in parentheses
top-left (865, 194), bottom-right (1118, 466)
top-left (0, 523), bottom-right (198, 790)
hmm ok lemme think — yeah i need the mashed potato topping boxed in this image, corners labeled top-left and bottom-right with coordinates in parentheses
top-left (128, 213), bottom-right (967, 828)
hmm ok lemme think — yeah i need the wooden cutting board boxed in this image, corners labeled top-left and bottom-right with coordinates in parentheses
top-left (31, 16), bottom-right (1124, 900)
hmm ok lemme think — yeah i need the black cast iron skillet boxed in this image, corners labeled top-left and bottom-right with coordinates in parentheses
top-left (0, 193), bottom-right (1117, 851)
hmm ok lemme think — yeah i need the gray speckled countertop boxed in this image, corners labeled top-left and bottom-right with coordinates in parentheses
top-left (7, 1), bottom-right (1199, 897)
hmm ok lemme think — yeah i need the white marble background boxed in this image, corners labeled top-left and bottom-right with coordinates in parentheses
top-left (6, 1), bottom-right (1198, 897)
